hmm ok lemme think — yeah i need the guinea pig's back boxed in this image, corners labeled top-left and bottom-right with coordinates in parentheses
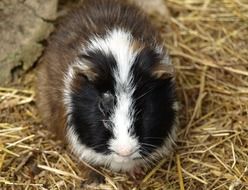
top-left (36, 0), bottom-right (160, 140)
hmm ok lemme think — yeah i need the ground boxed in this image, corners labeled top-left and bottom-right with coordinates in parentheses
top-left (0, 0), bottom-right (248, 190)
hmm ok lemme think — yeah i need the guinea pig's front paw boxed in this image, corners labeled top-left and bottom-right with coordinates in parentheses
top-left (129, 166), bottom-right (145, 180)
top-left (80, 169), bottom-right (106, 188)
top-left (88, 170), bottom-right (106, 184)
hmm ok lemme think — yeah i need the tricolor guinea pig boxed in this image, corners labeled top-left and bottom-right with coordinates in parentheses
top-left (37, 0), bottom-right (178, 172)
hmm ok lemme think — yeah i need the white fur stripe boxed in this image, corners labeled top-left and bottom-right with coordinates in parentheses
top-left (87, 28), bottom-right (139, 153)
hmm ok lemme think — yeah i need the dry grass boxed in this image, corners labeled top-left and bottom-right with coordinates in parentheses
top-left (1, 0), bottom-right (248, 189)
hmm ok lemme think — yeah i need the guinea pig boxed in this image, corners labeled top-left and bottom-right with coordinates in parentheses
top-left (36, 0), bottom-right (178, 172)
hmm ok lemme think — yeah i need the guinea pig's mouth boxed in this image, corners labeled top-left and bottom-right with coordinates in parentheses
top-left (111, 151), bottom-right (142, 163)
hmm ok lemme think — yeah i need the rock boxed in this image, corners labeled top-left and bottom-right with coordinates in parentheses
top-left (129, 0), bottom-right (171, 21)
top-left (0, 0), bottom-right (57, 85)
top-left (25, 0), bottom-right (58, 20)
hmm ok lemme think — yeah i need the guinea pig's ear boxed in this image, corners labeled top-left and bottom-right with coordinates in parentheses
top-left (72, 55), bottom-right (99, 82)
top-left (151, 59), bottom-right (175, 79)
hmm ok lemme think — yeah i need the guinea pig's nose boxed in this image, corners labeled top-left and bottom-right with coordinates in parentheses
top-left (115, 146), bottom-right (134, 157)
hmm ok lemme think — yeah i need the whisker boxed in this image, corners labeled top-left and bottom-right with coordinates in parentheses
top-left (139, 147), bottom-right (157, 166)
top-left (100, 119), bottom-right (112, 122)
top-left (168, 134), bottom-right (177, 146)
top-left (105, 155), bottom-right (112, 168)
top-left (134, 109), bottom-right (142, 118)
top-left (138, 152), bottom-right (151, 168)
top-left (140, 142), bottom-right (158, 149)
top-left (88, 143), bottom-right (108, 150)
top-left (140, 157), bottom-right (151, 169)
top-left (134, 88), bottom-right (153, 101)
top-left (142, 146), bottom-right (163, 164)
top-left (142, 155), bottom-right (156, 167)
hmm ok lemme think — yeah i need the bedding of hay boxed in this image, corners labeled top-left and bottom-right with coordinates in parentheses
top-left (1, 0), bottom-right (248, 189)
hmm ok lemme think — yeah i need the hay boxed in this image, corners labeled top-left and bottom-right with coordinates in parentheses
top-left (1, 0), bottom-right (248, 189)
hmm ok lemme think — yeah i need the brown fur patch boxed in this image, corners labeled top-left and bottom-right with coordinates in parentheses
top-left (151, 63), bottom-right (174, 79)
top-left (72, 64), bottom-right (99, 83)
top-left (131, 40), bottom-right (144, 52)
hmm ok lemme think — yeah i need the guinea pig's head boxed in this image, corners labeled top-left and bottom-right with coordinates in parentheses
top-left (64, 29), bottom-right (178, 172)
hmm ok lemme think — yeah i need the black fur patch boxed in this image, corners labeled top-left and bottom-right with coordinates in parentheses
top-left (70, 51), bottom-right (117, 154)
top-left (78, 50), bottom-right (117, 92)
top-left (131, 48), bottom-right (177, 156)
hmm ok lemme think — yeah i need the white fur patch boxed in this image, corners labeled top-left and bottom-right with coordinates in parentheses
top-left (87, 28), bottom-right (140, 155)
top-left (63, 64), bottom-right (74, 114)
top-left (66, 127), bottom-right (143, 171)
top-left (88, 29), bottom-right (135, 83)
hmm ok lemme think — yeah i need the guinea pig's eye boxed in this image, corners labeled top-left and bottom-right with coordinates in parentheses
top-left (98, 91), bottom-right (115, 115)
